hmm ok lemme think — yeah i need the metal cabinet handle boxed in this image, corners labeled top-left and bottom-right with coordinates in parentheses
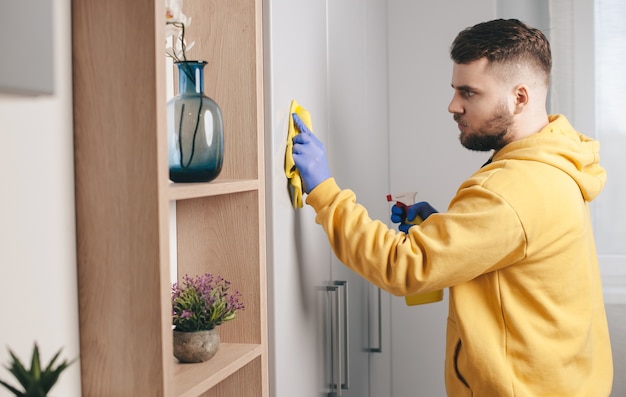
top-left (323, 281), bottom-right (350, 396)
top-left (333, 281), bottom-right (350, 390)
top-left (367, 287), bottom-right (383, 353)
top-left (324, 284), bottom-right (342, 397)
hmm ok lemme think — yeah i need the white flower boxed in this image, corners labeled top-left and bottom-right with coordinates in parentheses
top-left (165, 0), bottom-right (194, 62)
top-left (165, 0), bottom-right (188, 24)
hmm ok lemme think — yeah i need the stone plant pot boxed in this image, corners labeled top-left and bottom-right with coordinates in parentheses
top-left (173, 328), bottom-right (220, 363)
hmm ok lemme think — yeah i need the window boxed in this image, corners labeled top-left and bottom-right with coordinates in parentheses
top-left (549, 0), bottom-right (626, 303)
top-left (592, 0), bottom-right (626, 303)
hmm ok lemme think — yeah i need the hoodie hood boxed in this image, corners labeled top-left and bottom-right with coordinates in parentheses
top-left (494, 115), bottom-right (606, 202)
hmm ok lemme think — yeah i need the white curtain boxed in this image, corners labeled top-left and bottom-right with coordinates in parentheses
top-left (549, 0), bottom-right (626, 303)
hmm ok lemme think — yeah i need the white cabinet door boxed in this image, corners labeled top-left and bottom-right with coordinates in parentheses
top-left (327, 0), bottom-right (391, 394)
top-left (267, 0), bottom-right (391, 395)
top-left (265, 0), bottom-right (333, 395)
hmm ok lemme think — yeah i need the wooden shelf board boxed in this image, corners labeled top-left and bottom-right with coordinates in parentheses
top-left (168, 179), bottom-right (260, 201)
top-left (173, 343), bottom-right (263, 397)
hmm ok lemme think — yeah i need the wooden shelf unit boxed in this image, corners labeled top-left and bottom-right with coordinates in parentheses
top-left (72, 0), bottom-right (267, 396)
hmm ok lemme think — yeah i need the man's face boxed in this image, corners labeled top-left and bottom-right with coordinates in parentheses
top-left (448, 58), bottom-right (515, 152)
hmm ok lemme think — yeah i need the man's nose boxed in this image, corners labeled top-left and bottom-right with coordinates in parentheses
top-left (448, 94), bottom-right (463, 114)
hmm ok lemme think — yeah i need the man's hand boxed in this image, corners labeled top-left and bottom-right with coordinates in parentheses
top-left (292, 113), bottom-right (331, 193)
top-left (391, 201), bottom-right (438, 233)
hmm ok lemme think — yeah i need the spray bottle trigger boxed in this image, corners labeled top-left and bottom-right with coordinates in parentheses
top-left (395, 200), bottom-right (423, 225)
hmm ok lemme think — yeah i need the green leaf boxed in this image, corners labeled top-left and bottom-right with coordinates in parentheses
top-left (24, 383), bottom-right (46, 397)
top-left (41, 357), bottom-right (74, 393)
top-left (7, 350), bottom-right (32, 389)
top-left (0, 378), bottom-right (26, 396)
top-left (1, 344), bottom-right (75, 397)
top-left (30, 344), bottom-right (41, 383)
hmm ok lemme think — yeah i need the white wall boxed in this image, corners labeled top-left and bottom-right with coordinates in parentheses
top-left (0, 0), bottom-right (81, 396)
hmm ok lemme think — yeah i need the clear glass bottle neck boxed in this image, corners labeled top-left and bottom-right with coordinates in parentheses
top-left (176, 61), bottom-right (206, 95)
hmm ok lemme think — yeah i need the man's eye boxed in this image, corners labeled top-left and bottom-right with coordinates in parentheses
top-left (461, 90), bottom-right (474, 98)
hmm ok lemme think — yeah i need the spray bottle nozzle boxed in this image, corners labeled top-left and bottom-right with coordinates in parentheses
top-left (386, 192), bottom-right (418, 206)
top-left (386, 192), bottom-right (418, 216)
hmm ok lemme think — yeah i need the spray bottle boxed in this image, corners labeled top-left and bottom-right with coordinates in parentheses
top-left (387, 192), bottom-right (444, 306)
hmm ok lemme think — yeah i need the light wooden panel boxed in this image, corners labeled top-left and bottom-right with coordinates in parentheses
top-left (174, 344), bottom-right (262, 396)
top-left (184, 0), bottom-right (260, 181)
top-left (176, 192), bottom-right (261, 344)
top-left (199, 358), bottom-right (263, 397)
top-left (72, 0), bottom-right (171, 395)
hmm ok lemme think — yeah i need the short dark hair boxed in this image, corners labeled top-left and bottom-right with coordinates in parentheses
top-left (450, 19), bottom-right (551, 85)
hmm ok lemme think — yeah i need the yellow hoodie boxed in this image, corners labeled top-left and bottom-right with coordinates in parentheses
top-left (305, 115), bottom-right (613, 396)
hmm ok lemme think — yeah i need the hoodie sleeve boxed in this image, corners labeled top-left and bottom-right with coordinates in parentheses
top-left (305, 178), bottom-right (527, 296)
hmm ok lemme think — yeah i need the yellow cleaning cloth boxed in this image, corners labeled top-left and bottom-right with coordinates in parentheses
top-left (285, 100), bottom-right (313, 209)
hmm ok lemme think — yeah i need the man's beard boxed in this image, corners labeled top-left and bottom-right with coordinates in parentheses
top-left (455, 102), bottom-right (514, 152)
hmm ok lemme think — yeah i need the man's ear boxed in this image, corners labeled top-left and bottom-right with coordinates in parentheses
top-left (513, 84), bottom-right (529, 114)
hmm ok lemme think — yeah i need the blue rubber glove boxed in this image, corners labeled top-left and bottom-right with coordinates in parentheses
top-left (391, 201), bottom-right (438, 233)
top-left (292, 113), bottom-right (331, 193)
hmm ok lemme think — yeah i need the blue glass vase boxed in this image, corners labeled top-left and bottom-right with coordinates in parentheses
top-left (167, 61), bottom-right (224, 183)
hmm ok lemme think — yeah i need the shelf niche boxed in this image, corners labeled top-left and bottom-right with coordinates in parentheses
top-left (72, 0), bottom-right (267, 395)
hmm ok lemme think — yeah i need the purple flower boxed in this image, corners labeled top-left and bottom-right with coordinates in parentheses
top-left (171, 273), bottom-right (245, 332)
